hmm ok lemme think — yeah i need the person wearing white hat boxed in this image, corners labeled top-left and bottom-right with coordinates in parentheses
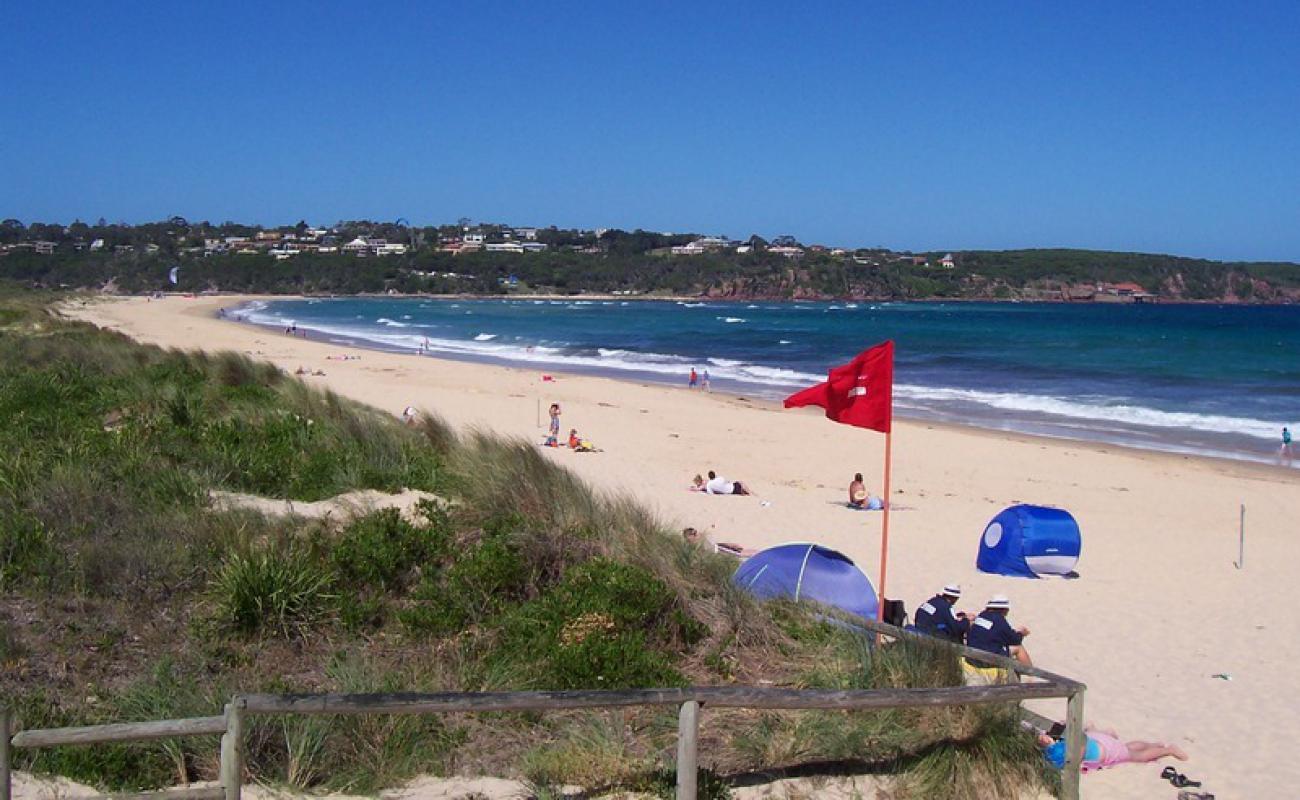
top-left (913, 583), bottom-right (971, 643)
top-left (967, 594), bottom-right (1032, 666)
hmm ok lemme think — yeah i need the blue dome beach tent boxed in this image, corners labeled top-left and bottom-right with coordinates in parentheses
top-left (733, 542), bottom-right (879, 620)
top-left (977, 505), bottom-right (1081, 578)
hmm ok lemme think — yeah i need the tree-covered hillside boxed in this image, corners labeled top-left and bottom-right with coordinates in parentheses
top-left (2, 218), bottom-right (1297, 301)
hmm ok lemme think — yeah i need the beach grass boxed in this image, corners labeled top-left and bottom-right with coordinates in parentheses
top-left (0, 290), bottom-right (1051, 798)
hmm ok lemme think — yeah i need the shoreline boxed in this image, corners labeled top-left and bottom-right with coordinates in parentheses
top-left (226, 294), bottom-right (1297, 475)
top-left (61, 293), bottom-right (1300, 799)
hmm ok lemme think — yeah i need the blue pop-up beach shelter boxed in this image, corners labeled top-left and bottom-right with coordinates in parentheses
top-left (976, 504), bottom-right (1081, 578)
top-left (733, 542), bottom-right (879, 620)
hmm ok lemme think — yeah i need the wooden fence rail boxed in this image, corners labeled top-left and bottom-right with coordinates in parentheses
top-left (2, 619), bottom-right (1087, 800)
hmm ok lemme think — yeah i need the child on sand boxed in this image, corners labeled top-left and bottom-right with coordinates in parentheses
top-left (1039, 723), bottom-right (1188, 773)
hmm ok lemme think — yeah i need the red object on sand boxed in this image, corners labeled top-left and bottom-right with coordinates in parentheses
top-left (783, 340), bottom-right (893, 433)
top-left (541, 374), bottom-right (555, 382)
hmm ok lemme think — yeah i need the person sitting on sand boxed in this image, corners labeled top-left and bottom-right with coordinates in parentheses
top-left (914, 583), bottom-right (971, 643)
top-left (567, 428), bottom-right (599, 452)
top-left (682, 527), bottom-right (756, 558)
top-left (705, 470), bottom-right (750, 496)
top-left (295, 365), bottom-right (307, 375)
top-left (848, 473), bottom-right (868, 507)
top-left (402, 406), bottom-right (418, 426)
top-left (966, 595), bottom-right (1032, 666)
top-left (1039, 723), bottom-right (1188, 773)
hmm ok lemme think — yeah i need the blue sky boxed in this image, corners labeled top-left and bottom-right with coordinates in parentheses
top-left (2, 1), bottom-right (1297, 260)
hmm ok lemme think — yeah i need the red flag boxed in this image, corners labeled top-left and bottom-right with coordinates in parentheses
top-left (784, 340), bottom-right (894, 433)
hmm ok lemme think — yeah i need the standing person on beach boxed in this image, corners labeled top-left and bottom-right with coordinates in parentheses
top-left (966, 595), bottom-right (1032, 666)
top-left (701, 369), bottom-right (711, 392)
top-left (688, 368), bottom-right (698, 389)
top-left (548, 403), bottom-right (561, 442)
top-left (1282, 426), bottom-right (1294, 462)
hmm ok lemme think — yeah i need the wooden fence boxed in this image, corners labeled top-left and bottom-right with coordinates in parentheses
top-left (0, 617), bottom-right (1086, 800)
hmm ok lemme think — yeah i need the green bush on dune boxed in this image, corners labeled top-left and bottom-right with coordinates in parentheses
top-left (0, 292), bottom-right (1051, 799)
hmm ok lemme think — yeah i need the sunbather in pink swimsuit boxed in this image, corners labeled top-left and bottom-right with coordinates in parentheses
top-left (1082, 732), bottom-right (1130, 772)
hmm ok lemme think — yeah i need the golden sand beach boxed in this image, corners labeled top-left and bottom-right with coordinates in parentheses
top-left (63, 294), bottom-right (1300, 799)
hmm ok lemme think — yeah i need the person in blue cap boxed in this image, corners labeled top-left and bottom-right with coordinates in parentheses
top-left (913, 583), bottom-right (971, 643)
top-left (966, 594), bottom-right (1032, 666)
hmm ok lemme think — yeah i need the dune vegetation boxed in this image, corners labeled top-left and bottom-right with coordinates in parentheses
top-left (0, 290), bottom-right (1052, 799)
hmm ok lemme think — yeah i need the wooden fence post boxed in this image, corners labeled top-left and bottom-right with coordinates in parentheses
top-left (2, 705), bottom-right (11, 800)
top-left (219, 700), bottom-right (244, 800)
top-left (675, 700), bottom-right (699, 800)
top-left (1061, 689), bottom-right (1085, 800)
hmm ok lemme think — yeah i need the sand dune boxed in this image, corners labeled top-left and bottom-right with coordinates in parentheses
top-left (61, 294), bottom-right (1300, 799)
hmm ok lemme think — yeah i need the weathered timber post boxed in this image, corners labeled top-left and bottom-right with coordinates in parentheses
top-left (1062, 689), bottom-right (1085, 800)
top-left (219, 699), bottom-right (245, 800)
top-left (1, 705), bottom-right (11, 800)
top-left (676, 700), bottom-right (699, 800)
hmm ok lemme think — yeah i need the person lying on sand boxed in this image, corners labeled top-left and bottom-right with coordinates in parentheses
top-left (1039, 723), bottom-right (1188, 773)
top-left (682, 527), bottom-right (756, 558)
top-left (704, 470), bottom-right (751, 495)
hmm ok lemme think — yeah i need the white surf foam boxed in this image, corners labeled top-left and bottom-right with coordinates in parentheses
top-left (894, 384), bottom-right (1284, 440)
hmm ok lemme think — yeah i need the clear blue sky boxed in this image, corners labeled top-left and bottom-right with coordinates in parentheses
top-left (3, 1), bottom-right (1298, 260)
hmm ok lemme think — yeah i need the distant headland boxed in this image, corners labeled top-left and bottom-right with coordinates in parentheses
top-left (3, 217), bottom-right (1297, 303)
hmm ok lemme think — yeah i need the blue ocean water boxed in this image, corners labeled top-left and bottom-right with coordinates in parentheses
top-left (231, 298), bottom-right (1300, 466)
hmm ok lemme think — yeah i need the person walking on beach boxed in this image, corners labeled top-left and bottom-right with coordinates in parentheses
top-left (1281, 426), bottom-right (1294, 463)
top-left (701, 369), bottom-right (711, 392)
top-left (688, 368), bottom-right (698, 389)
top-left (966, 595), bottom-right (1032, 666)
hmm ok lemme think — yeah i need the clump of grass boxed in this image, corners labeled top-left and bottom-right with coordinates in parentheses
top-left (520, 713), bottom-right (648, 791)
top-left (212, 545), bottom-right (336, 636)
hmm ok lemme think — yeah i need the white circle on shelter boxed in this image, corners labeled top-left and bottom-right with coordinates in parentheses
top-left (983, 521), bottom-right (1004, 548)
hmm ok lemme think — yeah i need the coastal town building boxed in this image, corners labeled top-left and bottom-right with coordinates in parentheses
top-left (940, 253), bottom-right (955, 269)
top-left (769, 245), bottom-right (805, 259)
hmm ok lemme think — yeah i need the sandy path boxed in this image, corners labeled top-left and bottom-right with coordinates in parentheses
top-left (62, 294), bottom-right (1300, 798)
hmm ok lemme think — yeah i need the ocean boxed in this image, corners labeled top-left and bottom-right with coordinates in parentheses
top-left (230, 297), bottom-right (1300, 467)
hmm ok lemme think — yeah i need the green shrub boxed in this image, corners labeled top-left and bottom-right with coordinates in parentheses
top-left (491, 559), bottom-right (702, 689)
top-left (399, 520), bottom-right (530, 636)
top-left (329, 507), bottom-right (450, 591)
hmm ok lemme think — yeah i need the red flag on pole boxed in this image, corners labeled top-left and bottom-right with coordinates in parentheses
top-left (784, 340), bottom-right (896, 626)
top-left (783, 340), bottom-right (893, 433)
